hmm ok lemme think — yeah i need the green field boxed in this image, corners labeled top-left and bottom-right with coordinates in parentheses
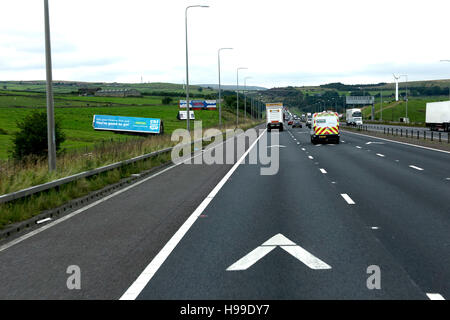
top-left (361, 97), bottom-right (449, 123)
top-left (0, 89), bottom-right (238, 160)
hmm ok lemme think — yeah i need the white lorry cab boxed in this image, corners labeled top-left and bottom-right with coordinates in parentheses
top-left (266, 103), bottom-right (284, 132)
top-left (310, 111), bottom-right (340, 144)
top-left (346, 108), bottom-right (363, 126)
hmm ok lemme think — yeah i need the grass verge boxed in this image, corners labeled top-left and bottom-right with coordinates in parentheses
top-left (0, 120), bottom-right (263, 230)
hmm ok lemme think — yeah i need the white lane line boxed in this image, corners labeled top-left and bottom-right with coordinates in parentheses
top-left (36, 218), bottom-right (52, 225)
top-left (0, 129), bottom-right (248, 254)
top-left (371, 227), bottom-right (379, 230)
top-left (319, 168), bottom-right (327, 174)
top-left (409, 165), bottom-right (424, 171)
top-left (308, 156), bottom-right (314, 160)
top-left (427, 293), bottom-right (445, 300)
top-left (120, 129), bottom-right (267, 300)
top-left (301, 148), bottom-right (306, 151)
top-left (343, 130), bottom-right (450, 155)
top-left (341, 193), bottom-right (355, 205)
top-left (356, 146), bottom-right (362, 149)
top-left (376, 153), bottom-right (385, 157)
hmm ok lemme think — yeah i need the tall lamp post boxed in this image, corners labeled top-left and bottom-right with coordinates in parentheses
top-left (244, 76), bottom-right (252, 120)
top-left (185, 4), bottom-right (209, 132)
top-left (440, 60), bottom-right (450, 100)
top-left (400, 74), bottom-right (408, 120)
top-left (218, 48), bottom-right (233, 127)
top-left (44, 0), bottom-right (56, 171)
top-left (236, 67), bottom-right (248, 126)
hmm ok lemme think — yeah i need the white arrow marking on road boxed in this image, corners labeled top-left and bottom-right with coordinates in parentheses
top-left (227, 234), bottom-right (331, 271)
top-left (366, 142), bottom-right (385, 145)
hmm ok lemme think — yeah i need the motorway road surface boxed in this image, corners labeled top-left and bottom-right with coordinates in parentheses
top-left (0, 124), bottom-right (449, 300)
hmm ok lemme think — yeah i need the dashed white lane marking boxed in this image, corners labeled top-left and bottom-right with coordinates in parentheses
top-left (376, 153), bottom-right (385, 157)
top-left (120, 130), bottom-right (267, 300)
top-left (371, 227), bottom-right (379, 230)
top-left (301, 148), bottom-right (306, 151)
top-left (409, 165), bottom-right (424, 171)
top-left (331, 181), bottom-right (336, 184)
top-left (320, 169), bottom-right (327, 174)
top-left (426, 293), bottom-right (445, 300)
top-left (395, 160), bottom-right (400, 162)
top-left (445, 178), bottom-right (450, 180)
top-left (36, 218), bottom-right (52, 225)
top-left (356, 146), bottom-right (362, 149)
top-left (341, 193), bottom-right (355, 205)
top-left (308, 156), bottom-right (314, 160)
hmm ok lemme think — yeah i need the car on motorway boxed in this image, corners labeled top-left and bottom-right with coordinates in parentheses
top-left (310, 111), bottom-right (340, 144)
top-left (288, 119), bottom-right (294, 125)
top-left (292, 120), bottom-right (302, 128)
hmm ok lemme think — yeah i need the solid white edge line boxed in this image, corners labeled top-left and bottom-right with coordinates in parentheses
top-left (409, 165), bottom-right (424, 171)
top-left (119, 129), bottom-right (267, 300)
top-left (427, 293), bottom-right (445, 300)
top-left (343, 130), bottom-right (450, 155)
top-left (341, 193), bottom-right (355, 205)
top-left (0, 128), bottom-right (249, 254)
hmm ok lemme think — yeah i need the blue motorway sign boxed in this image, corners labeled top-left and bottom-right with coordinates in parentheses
top-left (93, 115), bottom-right (163, 134)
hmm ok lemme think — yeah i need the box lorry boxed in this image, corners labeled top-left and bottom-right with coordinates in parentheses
top-left (426, 101), bottom-right (450, 132)
top-left (310, 111), bottom-right (340, 144)
top-left (346, 108), bottom-right (363, 126)
top-left (266, 103), bottom-right (284, 132)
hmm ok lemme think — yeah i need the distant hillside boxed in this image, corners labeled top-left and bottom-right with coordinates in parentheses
top-left (197, 84), bottom-right (267, 91)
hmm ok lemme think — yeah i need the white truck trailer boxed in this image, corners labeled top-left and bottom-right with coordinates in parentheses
top-left (346, 108), bottom-right (363, 126)
top-left (266, 103), bottom-right (284, 132)
top-left (426, 101), bottom-right (450, 132)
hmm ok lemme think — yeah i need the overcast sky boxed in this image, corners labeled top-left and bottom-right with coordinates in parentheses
top-left (1, 0), bottom-right (450, 88)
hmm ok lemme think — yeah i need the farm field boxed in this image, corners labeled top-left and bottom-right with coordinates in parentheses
top-left (361, 97), bottom-right (450, 123)
top-left (0, 90), bottom-right (235, 160)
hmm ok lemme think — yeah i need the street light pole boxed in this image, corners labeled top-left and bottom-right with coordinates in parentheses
top-left (440, 60), bottom-right (450, 100)
top-left (401, 74), bottom-right (408, 119)
top-left (44, 0), bottom-right (56, 172)
top-left (218, 48), bottom-right (233, 128)
top-left (185, 5), bottom-right (209, 132)
top-left (244, 76), bottom-right (252, 120)
top-left (236, 67), bottom-right (247, 126)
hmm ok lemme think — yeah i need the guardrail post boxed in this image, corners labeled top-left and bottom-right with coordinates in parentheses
top-left (431, 131), bottom-right (433, 141)
top-left (424, 130), bottom-right (426, 140)
top-left (384, 127), bottom-right (386, 134)
top-left (417, 130), bottom-right (419, 140)
top-left (439, 132), bottom-right (441, 142)
top-left (401, 129), bottom-right (402, 137)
